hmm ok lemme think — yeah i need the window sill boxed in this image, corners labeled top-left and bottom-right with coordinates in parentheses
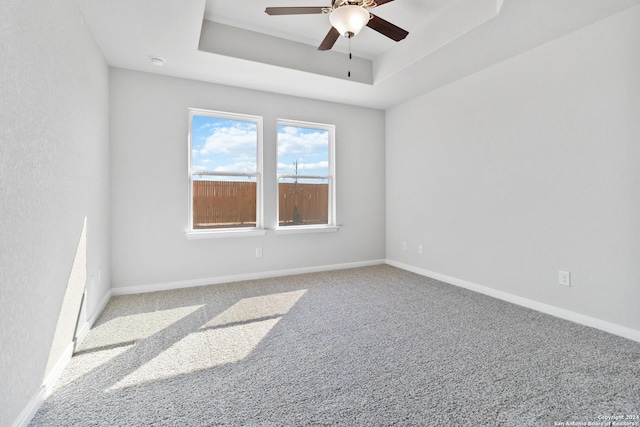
top-left (273, 225), bottom-right (340, 235)
top-left (186, 228), bottom-right (267, 240)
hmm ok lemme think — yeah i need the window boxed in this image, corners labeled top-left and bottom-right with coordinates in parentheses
top-left (276, 120), bottom-right (336, 230)
top-left (188, 109), bottom-right (263, 234)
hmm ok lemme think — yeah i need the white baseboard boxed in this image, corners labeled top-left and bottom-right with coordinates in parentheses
top-left (12, 288), bottom-right (113, 427)
top-left (75, 289), bottom-right (112, 347)
top-left (12, 341), bottom-right (74, 427)
top-left (11, 386), bottom-right (46, 427)
top-left (41, 344), bottom-right (74, 397)
top-left (112, 259), bottom-right (387, 296)
top-left (386, 260), bottom-right (640, 344)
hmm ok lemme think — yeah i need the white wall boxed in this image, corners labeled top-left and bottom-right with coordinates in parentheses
top-left (386, 5), bottom-right (640, 332)
top-left (0, 0), bottom-right (110, 425)
top-left (110, 69), bottom-right (386, 289)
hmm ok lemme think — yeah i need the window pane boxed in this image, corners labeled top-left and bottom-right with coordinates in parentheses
top-left (277, 125), bottom-right (328, 176)
top-left (192, 115), bottom-right (257, 174)
top-left (193, 176), bottom-right (257, 229)
top-left (278, 177), bottom-right (328, 226)
top-left (189, 110), bottom-right (261, 232)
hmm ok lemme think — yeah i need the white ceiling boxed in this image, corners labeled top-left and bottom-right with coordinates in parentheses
top-left (77, 0), bottom-right (640, 109)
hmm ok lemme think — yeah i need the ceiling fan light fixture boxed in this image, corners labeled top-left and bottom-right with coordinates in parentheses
top-left (329, 5), bottom-right (370, 37)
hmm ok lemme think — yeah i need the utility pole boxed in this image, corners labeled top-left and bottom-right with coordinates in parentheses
top-left (292, 160), bottom-right (302, 224)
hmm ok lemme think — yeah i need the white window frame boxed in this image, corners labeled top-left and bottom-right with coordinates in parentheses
top-left (275, 119), bottom-right (337, 234)
top-left (186, 108), bottom-right (265, 239)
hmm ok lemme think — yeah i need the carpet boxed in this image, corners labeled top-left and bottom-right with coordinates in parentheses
top-left (30, 265), bottom-right (640, 426)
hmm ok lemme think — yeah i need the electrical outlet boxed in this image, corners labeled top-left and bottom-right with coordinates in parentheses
top-left (256, 248), bottom-right (263, 258)
top-left (418, 244), bottom-right (423, 254)
top-left (402, 241), bottom-right (407, 251)
top-left (559, 271), bottom-right (571, 287)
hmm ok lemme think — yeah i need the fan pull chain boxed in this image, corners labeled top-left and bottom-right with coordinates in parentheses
top-left (347, 33), bottom-right (352, 78)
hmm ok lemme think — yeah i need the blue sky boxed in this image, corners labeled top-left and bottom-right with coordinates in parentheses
top-left (191, 115), bottom-right (328, 177)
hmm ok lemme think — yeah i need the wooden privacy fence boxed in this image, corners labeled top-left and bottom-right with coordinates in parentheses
top-left (193, 181), bottom-right (256, 228)
top-left (192, 180), bottom-right (328, 228)
top-left (278, 182), bottom-right (328, 225)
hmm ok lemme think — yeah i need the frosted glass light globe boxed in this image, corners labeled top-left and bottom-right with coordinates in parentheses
top-left (329, 5), bottom-right (370, 37)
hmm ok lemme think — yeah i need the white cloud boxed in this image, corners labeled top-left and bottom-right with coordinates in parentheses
top-left (277, 126), bottom-right (327, 156)
top-left (300, 161), bottom-right (328, 171)
top-left (214, 159), bottom-right (257, 174)
top-left (201, 124), bottom-right (257, 156)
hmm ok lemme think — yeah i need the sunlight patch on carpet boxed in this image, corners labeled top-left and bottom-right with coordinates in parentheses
top-left (79, 305), bottom-right (205, 354)
top-left (108, 290), bottom-right (306, 391)
top-left (54, 344), bottom-right (135, 392)
top-left (202, 289), bottom-right (307, 329)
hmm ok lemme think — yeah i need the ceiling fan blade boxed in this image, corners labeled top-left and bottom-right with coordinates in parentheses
top-left (373, 0), bottom-right (395, 5)
top-left (318, 27), bottom-right (340, 51)
top-left (265, 7), bottom-right (327, 15)
top-left (366, 13), bottom-right (408, 42)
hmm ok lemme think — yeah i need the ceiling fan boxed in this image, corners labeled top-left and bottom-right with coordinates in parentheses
top-left (265, 0), bottom-right (409, 51)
